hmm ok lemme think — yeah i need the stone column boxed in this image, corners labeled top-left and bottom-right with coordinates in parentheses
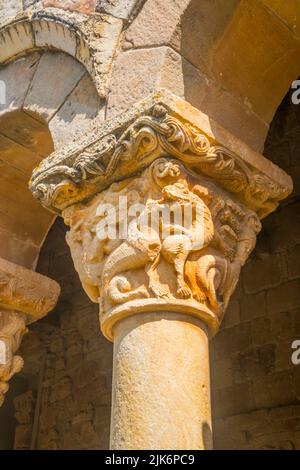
top-left (0, 257), bottom-right (60, 406)
top-left (111, 313), bottom-right (211, 450)
top-left (30, 91), bottom-right (293, 449)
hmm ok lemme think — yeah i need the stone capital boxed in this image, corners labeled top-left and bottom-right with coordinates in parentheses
top-left (29, 91), bottom-right (292, 341)
top-left (0, 257), bottom-right (60, 405)
top-left (0, 257), bottom-right (60, 323)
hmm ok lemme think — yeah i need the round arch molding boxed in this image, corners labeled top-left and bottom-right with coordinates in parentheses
top-left (0, 9), bottom-right (123, 98)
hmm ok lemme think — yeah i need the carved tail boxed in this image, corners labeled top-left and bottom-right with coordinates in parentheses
top-left (108, 276), bottom-right (149, 304)
top-left (195, 254), bottom-right (228, 311)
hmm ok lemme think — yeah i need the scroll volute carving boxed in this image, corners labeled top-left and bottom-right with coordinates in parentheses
top-left (64, 157), bottom-right (261, 340)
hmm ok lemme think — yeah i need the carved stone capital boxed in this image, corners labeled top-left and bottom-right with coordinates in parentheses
top-left (0, 258), bottom-right (60, 405)
top-left (63, 157), bottom-right (263, 340)
top-left (0, 257), bottom-right (61, 323)
top-left (29, 91), bottom-right (292, 340)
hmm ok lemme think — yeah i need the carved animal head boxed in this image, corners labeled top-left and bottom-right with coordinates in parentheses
top-left (151, 158), bottom-right (183, 188)
top-left (162, 183), bottom-right (190, 201)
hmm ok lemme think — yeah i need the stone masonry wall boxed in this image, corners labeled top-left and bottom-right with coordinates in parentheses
top-left (211, 91), bottom-right (300, 450)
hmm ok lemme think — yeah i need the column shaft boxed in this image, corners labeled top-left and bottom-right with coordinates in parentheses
top-left (110, 312), bottom-right (212, 450)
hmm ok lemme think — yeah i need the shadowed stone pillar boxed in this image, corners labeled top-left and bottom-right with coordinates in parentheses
top-left (30, 91), bottom-right (292, 449)
top-left (0, 257), bottom-right (60, 406)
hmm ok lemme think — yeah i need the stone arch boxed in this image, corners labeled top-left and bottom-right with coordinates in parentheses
top-left (180, 0), bottom-right (300, 121)
top-left (0, 49), bottom-right (102, 269)
top-left (0, 10), bottom-right (122, 98)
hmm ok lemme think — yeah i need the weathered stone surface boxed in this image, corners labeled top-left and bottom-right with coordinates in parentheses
top-left (63, 156), bottom-right (262, 341)
top-left (0, 227), bottom-right (40, 270)
top-left (111, 313), bottom-right (212, 450)
top-left (251, 316), bottom-right (271, 346)
top-left (287, 246), bottom-right (300, 280)
top-left (23, 0), bottom-right (42, 7)
top-left (211, 0), bottom-right (300, 123)
top-left (0, 134), bottom-right (41, 175)
top-left (214, 405), bottom-right (300, 449)
top-left (0, 256), bottom-right (60, 321)
top-left (0, 159), bottom-right (52, 249)
top-left (33, 19), bottom-right (77, 57)
top-left (262, 0), bottom-right (300, 39)
top-left (107, 46), bottom-right (202, 116)
top-left (24, 52), bottom-right (85, 122)
top-left (242, 254), bottom-right (283, 293)
top-left (209, 91), bottom-right (300, 449)
top-left (76, 14), bottom-right (123, 98)
top-left (14, 390), bottom-right (35, 425)
top-left (0, 0), bottom-right (22, 24)
top-left (0, 110), bottom-right (53, 157)
top-left (96, 0), bottom-right (142, 19)
top-left (0, 21), bottom-right (34, 62)
top-left (0, 10), bottom-right (123, 99)
top-left (0, 54), bottom-right (40, 117)
top-left (43, 0), bottom-right (97, 15)
top-left (240, 291), bottom-right (266, 322)
top-left (211, 358), bottom-right (233, 390)
top-left (214, 382), bottom-right (255, 418)
top-left (14, 424), bottom-right (32, 450)
top-left (124, 0), bottom-right (239, 62)
top-left (224, 300), bottom-right (240, 328)
top-left (267, 280), bottom-right (300, 314)
top-left (49, 72), bottom-right (104, 149)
